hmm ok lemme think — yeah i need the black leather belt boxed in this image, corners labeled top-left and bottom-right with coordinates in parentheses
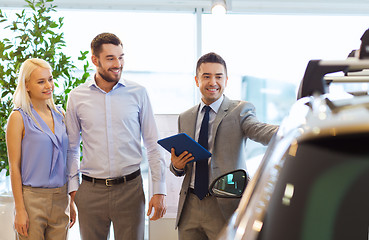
top-left (189, 188), bottom-right (211, 198)
top-left (82, 169), bottom-right (141, 187)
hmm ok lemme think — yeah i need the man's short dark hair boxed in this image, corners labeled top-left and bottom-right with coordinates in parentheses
top-left (91, 33), bottom-right (123, 57)
top-left (196, 52), bottom-right (227, 76)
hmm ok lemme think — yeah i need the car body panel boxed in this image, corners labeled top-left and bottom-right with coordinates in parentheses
top-left (218, 89), bottom-right (369, 239)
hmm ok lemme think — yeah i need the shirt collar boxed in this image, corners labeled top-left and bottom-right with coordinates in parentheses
top-left (200, 95), bottom-right (224, 114)
top-left (88, 74), bottom-right (126, 90)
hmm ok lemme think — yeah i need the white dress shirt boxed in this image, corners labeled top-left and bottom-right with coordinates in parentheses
top-left (189, 95), bottom-right (224, 189)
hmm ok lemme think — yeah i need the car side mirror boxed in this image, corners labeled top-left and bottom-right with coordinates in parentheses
top-left (209, 169), bottom-right (248, 198)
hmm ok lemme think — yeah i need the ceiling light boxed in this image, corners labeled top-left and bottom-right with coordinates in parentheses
top-left (211, 0), bottom-right (227, 14)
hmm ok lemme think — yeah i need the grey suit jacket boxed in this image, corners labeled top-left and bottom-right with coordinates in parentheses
top-left (170, 96), bottom-right (278, 227)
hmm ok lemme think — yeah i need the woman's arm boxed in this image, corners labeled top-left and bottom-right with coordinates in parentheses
top-left (6, 111), bottom-right (29, 237)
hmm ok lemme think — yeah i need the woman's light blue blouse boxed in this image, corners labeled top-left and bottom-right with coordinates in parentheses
top-left (17, 106), bottom-right (68, 188)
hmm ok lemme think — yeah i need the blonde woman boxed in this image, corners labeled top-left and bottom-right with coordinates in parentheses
top-left (6, 58), bottom-right (76, 239)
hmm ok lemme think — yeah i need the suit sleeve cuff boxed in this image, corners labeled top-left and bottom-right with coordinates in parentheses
top-left (172, 165), bottom-right (184, 175)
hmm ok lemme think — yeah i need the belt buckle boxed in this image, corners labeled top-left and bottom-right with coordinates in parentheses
top-left (105, 179), bottom-right (113, 187)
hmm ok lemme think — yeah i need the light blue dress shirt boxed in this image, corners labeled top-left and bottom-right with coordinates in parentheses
top-left (66, 77), bottom-right (166, 195)
top-left (18, 106), bottom-right (68, 188)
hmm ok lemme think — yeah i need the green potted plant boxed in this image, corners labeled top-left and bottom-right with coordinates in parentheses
top-left (0, 0), bottom-right (90, 177)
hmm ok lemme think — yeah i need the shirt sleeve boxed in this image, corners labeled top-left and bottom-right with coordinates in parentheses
top-left (139, 88), bottom-right (167, 195)
top-left (66, 91), bottom-right (81, 193)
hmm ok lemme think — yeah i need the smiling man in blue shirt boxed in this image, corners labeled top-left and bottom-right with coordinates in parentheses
top-left (66, 32), bottom-right (167, 240)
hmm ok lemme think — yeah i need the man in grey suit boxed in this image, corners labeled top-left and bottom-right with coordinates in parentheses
top-left (170, 52), bottom-right (278, 240)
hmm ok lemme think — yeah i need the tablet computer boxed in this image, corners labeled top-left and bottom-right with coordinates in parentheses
top-left (158, 133), bottom-right (211, 162)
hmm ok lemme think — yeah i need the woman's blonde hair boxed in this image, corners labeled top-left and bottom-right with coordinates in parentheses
top-left (13, 58), bottom-right (62, 127)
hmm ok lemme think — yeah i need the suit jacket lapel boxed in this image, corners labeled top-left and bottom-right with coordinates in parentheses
top-left (181, 104), bottom-right (200, 175)
top-left (182, 104), bottom-right (200, 139)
